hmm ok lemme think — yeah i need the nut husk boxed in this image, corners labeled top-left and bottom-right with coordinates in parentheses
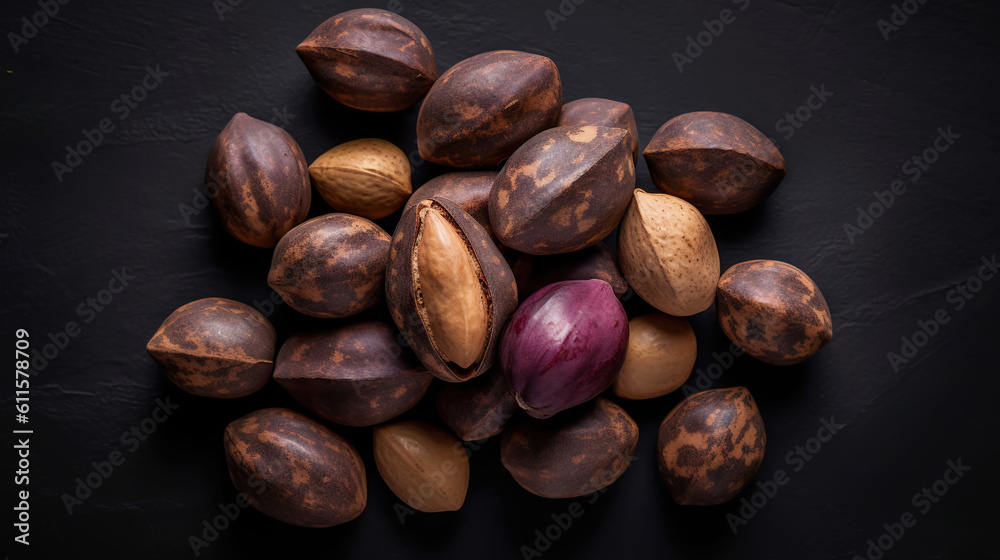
top-left (556, 97), bottom-right (639, 162)
top-left (146, 298), bottom-right (275, 398)
top-left (206, 113), bottom-right (311, 247)
top-left (716, 260), bottom-right (833, 365)
top-left (644, 111), bottom-right (786, 214)
top-left (224, 408), bottom-right (367, 527)
top-left (404, 171), bottom-right (499, 241)
top-left (617, 189), bottom-right (720, 316)
top-left (308, 139), bottom-right (412, 220)
top-left (295, 9), bottom-right (437, 112)
top-left (373, 421), bottom-right (470, 512)
top-left (511, 243), bottom-right (628, 300)
top-left (612, 313), bottom-right (696, 400)
top-left (436, 369), bottom-right (518, 441)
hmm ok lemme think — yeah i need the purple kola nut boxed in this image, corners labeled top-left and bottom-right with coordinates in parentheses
top-left (500, 279), bottom-right (628, 418)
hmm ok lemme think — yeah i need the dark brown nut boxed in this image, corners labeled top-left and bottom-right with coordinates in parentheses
top-left (612, 313), bottom-right (696, 400)
top-left (224, 408), bottom-right (366, 527)
top-left (373, 421), bottom-right (470, 512)
top-left (386, 197), bottom-right (518, 382)
top-left (436, 370), bottom-right (517, 441)
top-left (501, 398), bottom-right (638, 499)
top-left (206, 113), bottom-right (311, 247)
top-left (268, 214), bottom-right (390, 318)
top-left (308, 139), bottom-right (412, 220)
top-left (417, 50), bottom-right (562, 168)
top-left (404, 171), bottom-right (499, 240)
top-left (556, 97), bottom-right (639, 163)
top-left (295, 9), bottom-right (437, 112)
top-left (273, 321), bottom-right (433, 427)
top-left (490, 126), bottom-right (635, 255)
top-left (716, 260), bottom-right (833, 365)
top-left (511, 243), bottom-right (628, 300)
top-left (146, 298), bottom-right (275, 398)
top-left (643, 111), bottom-right (786, 214)
top-left (657, 387), bottom-right (765, 506)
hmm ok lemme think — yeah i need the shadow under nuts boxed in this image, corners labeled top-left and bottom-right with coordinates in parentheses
top-left (556, 97), bottom-right (639, 163)
top-left (373, 421), bottom-right (470, 512)
top-left (308, 139), bottom-right (412, 220)
top-left (613, 312), bottom-right (696, 400)
top-left (657, 387), bottom-right (765, 506)
top-left (717, 260), bottom-right (833, 365)
top-left (386, 197), bottom-right (517, 382)
top-left (268, 214), bottom-right (390, 318)
top-left (273, 321), bottom-right (433, 427)
top-left (146, 297), bottom-right (275, 398)
top-left (224, 408), bottom-right (366, 527)
top-left (617, 189), bottom-right (720, 316)
top-left (206, 113), bottom-right (311, 247)
top-left (644, 111), bottom-right (786, 214)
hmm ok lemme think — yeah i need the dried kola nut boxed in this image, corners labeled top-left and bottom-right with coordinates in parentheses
top-left (308, 139), bottom-right (412, 220)
top-left (404, 171), bottom-right (499, 241)
top-left (373, 421), bottom-right (470, 512)
top-left (556, 97), bottom-right (640, 162)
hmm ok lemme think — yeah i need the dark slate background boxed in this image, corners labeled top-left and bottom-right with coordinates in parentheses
top-left (3, 0), bottom-right (998, 558)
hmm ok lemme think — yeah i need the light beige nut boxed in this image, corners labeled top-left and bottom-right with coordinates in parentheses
top-left (308, 138), bottom-right (411, 220)
top-left (373, 421), bottom-right (469, 512)
top-left (613, 313), bottom-right (696, 400)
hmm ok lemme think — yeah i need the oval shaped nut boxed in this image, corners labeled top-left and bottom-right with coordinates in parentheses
top-left (657, 387), bottom-right (766, 506)
top-left (206, 113), bottom-right (311, 247)
top-left (404, 171), bottom-right (499, 238)
top-left (643, 112), bottom-right (786, 214)
top-left (224, 408), bottom-right (367, 527)
top-left (386, 197), bottom-right (518, 382)
top-left (295, 9), bottom-right (437, 112)
top-left (490, 126), bottom-right (635, 255)
top-left (556, 98), bottom-right (639, 163)
top-left (268, 214), bottom-right (391, 318)
top-left (717, 260), bottom-right (833, 365)
top-left (417, 50), bottom-right (562, 168)
top-left (146, 298), bottom-right (275, 398)
top-left (373, 421), bottom-right (470, 512)
top-left (436, 370), bottom-right (518, 441)
top-left (273, 321), bottom-right (433, 427)
top-left (501, 398), bottom-right (638, 499)
top-left (308, 139), bottom-right (412, 220)
top-left (612, 313), bottom-right (696, 400)
top-left (511, 243), bottom-right (628, 300)
top-left (617, 189), bottom-right (720, 316)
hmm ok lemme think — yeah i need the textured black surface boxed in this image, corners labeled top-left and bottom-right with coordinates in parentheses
top-left (2, 0), bottom-right (998, 558)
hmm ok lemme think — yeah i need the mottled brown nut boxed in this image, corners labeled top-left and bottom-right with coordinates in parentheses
top-left (295, 9), bottom-right (437, 112)
top-left (386, 198), bottom-right (518, 382)
top-left (273, 321), bottom-right (433, 427)
top-left (206, 113), bottom-right (311, 247)
top-left (612, 313), bottom-right (696, 400)
top-left (404, 171), bottom-right (499, 240)
top-left (308, 139), bottom-right (412, 220)
top-left (501, 398), bottom-right (638, 499)
top-left (268, 214), bottom-right (390, 318)
top-left (657, 387), bottom-right (765, 506)
top-left (511, 243), bottom-right (628, 300)
top-left (490, 126), bottom-right (635, 255)
top-left (146, 298), bottom-right (275, 398)
top-left (417, 50), bottom-right (562, 168)
top-left (643, 112), bottom-right (786, 214)
top-left (617, 189), bottom-right (720, 316)
top-left (716, 260), bottom-right (833, 365)
top-left (557, 97), bottom-right (639, 162)
top-left (373, 421), bottom-right (470, 512)
top-left (224, 408), bottom-right (366, 527)
top-left (436, 370), bottom-right (518, 441)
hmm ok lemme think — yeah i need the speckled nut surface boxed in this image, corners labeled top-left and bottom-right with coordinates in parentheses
top-left (295, 9), bottom-right (437, 112)
top-left (501, 398), bottom-right (638, 499)
top-left (308, 139), bottom-right (412, 220)
top-left (716, 260), bottom-right (833, 365)
top-left (206, 113), bottom-right (311, 248)
top-left (268, 213), bottom-right (390, 318)
top-left (273, 321), bottom-right (433, 427)
top-left (404, 171), bottom-right (499, 240)
top-left (373, 421), bottom-right (470, 512)
top-left (613, 313), bottom-right (696, 400)
top-left (435, 369), bottom-right (517, 441)
top-left (490, 125), bottom-right (635, 255)
top-left (511, 243), bottom-right (628, 300)
top-left (224, 408), bottom-right (367, 527)
top-left (146, 297), bottom-right (275, 398)
top-left (417, 50), bottom-right (562, 168)
top-left (643, 111), bottom-right (786, 214)
top-left (617, 189), bottom-right (720, 316)
top-left (556, 98), bottom-right (639, 163)
top-left (657, 387), bottom-right (765, 506)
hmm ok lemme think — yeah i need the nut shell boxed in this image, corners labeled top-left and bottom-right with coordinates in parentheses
top-left (404, 171), bottom-right (499, 240)
top-left (557, 98), bottom-right (639, 162)
top-left (657, 387), bottom-right (765, 506)
top-left (511, 243), bottom-right (628, 300)
top-left (373, 421), bottom-right (470, 512)
top-left (308, 139), bottom-right (412, 220)
top-left (613, 313), bottom-right (696, 400)
top-left (716, 260), bottom-right (833, 365)
top-left (224, 408), bottom-right (367, 527)
top-left (436, 370), bottom-right (518, 441)
top-left (146, 298), bottom-right (275, 398)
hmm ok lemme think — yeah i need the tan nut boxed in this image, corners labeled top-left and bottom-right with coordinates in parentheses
top-left (373, 421), bottom-right (469, 512)
top-left (612, 313), bottom-right (696, 400)
top-left (308, 139), bottom-right (411, 220)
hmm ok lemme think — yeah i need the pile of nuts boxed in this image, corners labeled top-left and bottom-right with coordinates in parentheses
top-left (145, 8), bottom-right (833, 527)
